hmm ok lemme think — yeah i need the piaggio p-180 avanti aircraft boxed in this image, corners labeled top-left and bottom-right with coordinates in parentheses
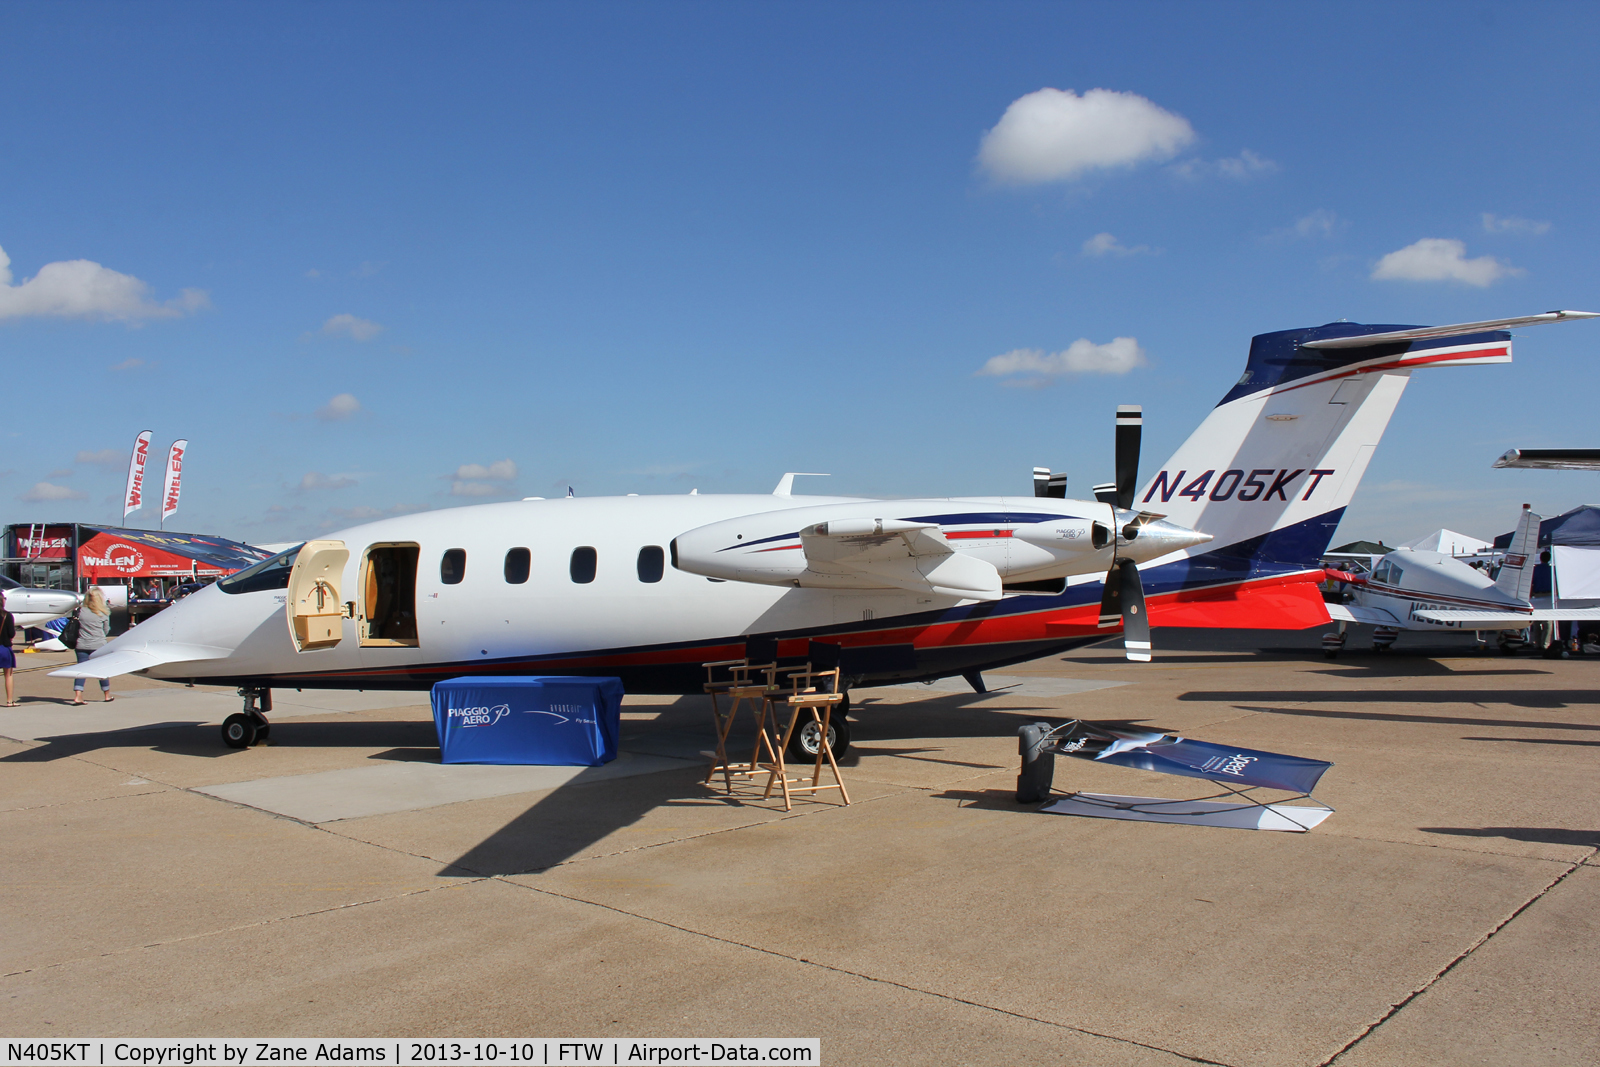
top-left (59, 311), bottom-right (1596, 750)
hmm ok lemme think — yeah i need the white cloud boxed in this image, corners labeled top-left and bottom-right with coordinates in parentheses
top-left (0, 243), bottom-right (210, 322)
top-left (978, 88), bottom-right (1195, 184)
top-left (110, 357), bottom-right (148, 371)
top-left (450, 481), bottom-right (501, 497)
top-left (1081, 233), bottom-right (1153, 257)
top-left (321, 313), bottom-right (384, 341)
top-left (1272, 209), bottom-right (1340, 240)
top-left (448, 458), bottom-right (517, 498)
top-left (978, 337), bottom-right (1146, 387)
top-left (22, 481), bottom-right (87, 502)
top-left (1482, 213), bottom-right (1551, 236)
top-left (316, 393), bottom-right (362, 421)
top-left (1371, 238), bottom-right (1522, 287)
top-left (454, 459), bottom-right (518, 481)
top-left (75, 448), bottom-right (124, 467)
top-left (1171, 149), bottom-right (1277, 180)
top-left (298, 472), bottom-right (358, 491)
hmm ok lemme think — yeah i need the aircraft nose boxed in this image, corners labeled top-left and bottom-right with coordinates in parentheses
top-left (1126, 518), bottom-right (1213, 560)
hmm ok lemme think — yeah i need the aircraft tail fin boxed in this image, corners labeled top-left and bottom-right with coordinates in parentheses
top-left (1138, 320), bottom-right (1515, 582)
top-left (1494, 505), bottom-right (1540, 602)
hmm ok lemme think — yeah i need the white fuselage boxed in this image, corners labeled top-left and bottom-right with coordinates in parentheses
top-left (112, 493), bottom-right (1165, 691)
top-left (1347, 549), bottom-right (1525, 630)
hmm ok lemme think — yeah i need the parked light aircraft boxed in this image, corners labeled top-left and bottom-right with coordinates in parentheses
top-left (1320, 503), bottom-right (1600, 655)
top-left (0, 575), bottom-right (81, 629)
top-left (56, 310), bottom-right (1597, 750)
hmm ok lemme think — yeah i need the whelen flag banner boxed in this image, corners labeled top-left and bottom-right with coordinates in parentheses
top-left (123, 430), bottom-right (152, 518)
top-left (77, 526), bottom-right (271, 580)
top-left (162, 439), bottom-right (188, 521)
top-left (1058, 725), bottom-right (1332, 795)
top-left (431, 676), bottom-right (623, 766)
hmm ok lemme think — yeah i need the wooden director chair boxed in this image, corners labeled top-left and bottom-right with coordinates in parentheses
top-left (701, 635), bottom-right (780, 792)
top-left (759, 640), bottom-right (852, 811)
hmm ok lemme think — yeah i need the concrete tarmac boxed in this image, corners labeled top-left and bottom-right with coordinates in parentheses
top-left (1, 636), bottom-right (1596, 1065)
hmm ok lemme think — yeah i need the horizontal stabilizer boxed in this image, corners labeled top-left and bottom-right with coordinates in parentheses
top-left (1300, 310), bottom-right (1597, 350)
top-left (1412, 608), bottom-right (1600, 625)
top-left (48, 643), bottom-right (231, 680)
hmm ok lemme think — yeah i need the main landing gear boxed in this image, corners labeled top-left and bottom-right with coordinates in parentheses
top-left (788, 691), bottom-right (852, 761)
top-left (222, 687), bottom-right (272, 749)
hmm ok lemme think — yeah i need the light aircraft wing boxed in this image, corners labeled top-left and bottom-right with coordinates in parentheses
top-left (799, 519), bottom-right (1002, 600)
top-left (47, 643), bottom-right (233, 680)
top-left (1299, 310), bottom-right (1597, 349)
top-left (1324, 603), bottom-right (1403, 626)
top-left (1412, 608), bottom-right (1600, 625)
top-left (1493, 448), bottom-right (1600, 471)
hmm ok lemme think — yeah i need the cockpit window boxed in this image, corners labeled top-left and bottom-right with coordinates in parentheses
top-left (1372, 559), bottom-right (1403, 585)
top-left (219, 544), bottom-right (304, 594)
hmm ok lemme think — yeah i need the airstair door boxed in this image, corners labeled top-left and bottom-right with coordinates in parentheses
top-left (286, 540), bottom-right (350, 652)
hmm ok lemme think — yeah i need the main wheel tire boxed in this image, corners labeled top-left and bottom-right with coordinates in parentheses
top-left (222, 713), bottom-right (257, 749)
top-left (788, 712), bottom-right (850, 761)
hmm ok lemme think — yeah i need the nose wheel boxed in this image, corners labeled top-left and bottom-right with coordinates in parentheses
top-left (222, 687), bottom-right (272, 749)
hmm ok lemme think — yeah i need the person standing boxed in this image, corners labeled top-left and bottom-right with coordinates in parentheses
top-left (72, 587), bottom-right (114, 704)
top-left (0, 591), bottom-right (16, 707)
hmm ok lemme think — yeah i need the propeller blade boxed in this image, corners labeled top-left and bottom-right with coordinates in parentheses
top-left (1118, 559), bottom-right (1151, 662)
top-left (1115, 405), bottom-right (1142, 511)
top-left (1047, 472), bottom-right (1067, 498)
top-left (1092, 482), bottom-right (1118, 505)
top-left (1098, 558), bottom-right (1123, 628)
top-left (1033, 467), bottom-right (1051, 498)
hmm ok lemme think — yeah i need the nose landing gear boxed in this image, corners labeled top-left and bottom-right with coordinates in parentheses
top-left (222, 687), bottom-right (272, 748)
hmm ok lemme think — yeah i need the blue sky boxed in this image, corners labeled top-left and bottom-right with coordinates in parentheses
top-left (3, 1), bottom-right (1598, 545)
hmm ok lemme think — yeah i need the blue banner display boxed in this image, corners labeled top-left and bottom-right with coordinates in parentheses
top-left (1052, 724), bottom-right (1332, 794)
top-left (431, 676), bottom-right (624, 766)
top-left (1093, 737), bottom-right (1331, 794)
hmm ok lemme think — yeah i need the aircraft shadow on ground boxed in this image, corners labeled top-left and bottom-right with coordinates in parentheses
top-left (1460, 735), bottom-right (1600, 747)
top-left (1186, 688), bottom-right (1600, 711)
top-left (438, 694), bottom-right (1149, 878)
top-left (1222, 704), bottom-right (1600, 732)
top-left (1421, 826), bottom-right (1600, 848)
top-left (0, 719), bottom-right (441, 763)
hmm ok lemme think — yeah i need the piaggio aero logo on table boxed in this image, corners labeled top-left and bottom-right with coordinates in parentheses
top-left (447, 704), bottom-right (511, 727)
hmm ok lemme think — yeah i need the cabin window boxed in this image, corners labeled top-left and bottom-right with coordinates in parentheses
top-left (504, 547), bottom-right (531, 584)
top-left (570, 546), bottom-right (597, 584)
top-left (1373, 559), bottom-right (1402, 585)
top-left (441, 549), bottom-right (467, 585)
top-left (637, 545), bottom-right (664, 583)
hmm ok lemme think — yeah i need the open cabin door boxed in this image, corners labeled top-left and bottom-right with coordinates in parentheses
top-left (286, 540), bottom-right (350, 652)
top-left (360, 543), bottom-right (420, 647)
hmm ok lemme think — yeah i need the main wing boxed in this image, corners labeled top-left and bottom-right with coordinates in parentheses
top-left (1411, 607), bottom-right (1600, 625)
top-left (1324, 603), bottom-right (1404, 626)
top-left (799, 519), bottom-right (1002, 600)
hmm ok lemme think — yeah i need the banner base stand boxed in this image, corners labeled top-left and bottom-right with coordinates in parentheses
top-left (1041, 792), bottom-right (1334, 832)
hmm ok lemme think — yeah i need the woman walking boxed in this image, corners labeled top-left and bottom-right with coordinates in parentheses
top-left (0, 591), bottom-right (16, 707)
top-left (72, 587), bottom-right (114, 704)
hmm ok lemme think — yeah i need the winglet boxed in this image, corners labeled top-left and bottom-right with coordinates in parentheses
top-left (772, 473), bottom-right (829, 497)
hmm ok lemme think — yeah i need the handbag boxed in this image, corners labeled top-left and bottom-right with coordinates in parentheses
top-left (61, 616), bottom-right (81, 650)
